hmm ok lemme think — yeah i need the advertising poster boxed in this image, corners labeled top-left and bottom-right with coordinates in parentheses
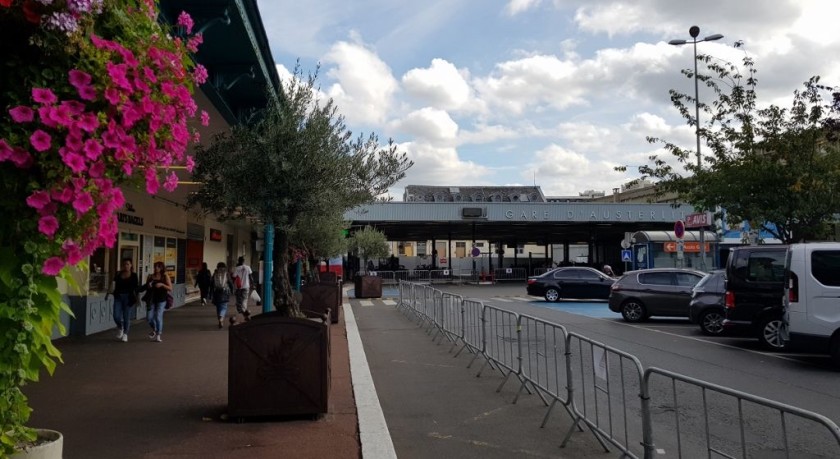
top-left (165, 238), bottom-right (177, 281)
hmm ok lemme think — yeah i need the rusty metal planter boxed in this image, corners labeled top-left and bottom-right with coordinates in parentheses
top-left (301, 283), bottom-right (342, 324)
top-left (354, 275), bottom-right (382, 299)
top-left (228, 312), bottom-right (330, 418)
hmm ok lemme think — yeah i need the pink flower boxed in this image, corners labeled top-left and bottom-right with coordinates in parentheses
top-left (60, 149), bottom-right (87, 173)
top-left (68, 69), bottom-right (92, 88)
top-left (9, 106), bottom-right (34, 123)
top-left (62, 240), bottom-right (83, 265)
top-left (185, 155), bottom-right (195, 173)
top-left (42, 257), bottom-right (66, 276)
top-left (38, 215), bottom-right (59, 238)
top-left (26, 190), bottom-right (51, 210)
top-left (121, 161), bottom-right (134, 175)
top-left (187, 33), bottom-right (203, 52)
top-left (38, 106), bottom-right (58, 128)
top-left (193, 131), bottom-right (201, 144)
top-left (104, 87), bottom-right (122, 105)
top-left (0, 139), bottom-right (12, 161)
top-left (163, 171), bottom-right (179, 192)
top-left (32, 88), bottom-right (57, 105)
top-left (65, 130), bottom-right (83, 151)
top-left (61, 100), bottom-right (85, 115)
top-left (10, 147), bottom-right (33, 168)
top-left (78, 85), bottom-right (97, 101)
top-left (51, 186), bottom-right (74, 204)
top-left (142, 66), bottom-right (157, 84)
top-left (83, 139), bottom-right (103, 160)
top-left (177, 11), bottom-right (194, 34)
top-left (73, 191), bottom-right (94, 215)
top-left (77, 113), bottom-right (99, 132)
top-left (145, 167), bottom-right (159, 194)
top-left (106, 62), bottom-right (132, 91)
top-left (200, 110), bottom-right (209, 126)
top-left (88, 160), bottom-right (105, 177)
top-left (30, 130), bottom-right (52, 152)
top-left (193, 64), bottom-right (208, 85)
top-left (110, 187), bottom-right (125, 209)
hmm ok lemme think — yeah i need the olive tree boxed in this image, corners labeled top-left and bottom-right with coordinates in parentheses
top-left (346, 226), bottom-right (389, 274)
top-left (190, 67), bottom-right (412, 315)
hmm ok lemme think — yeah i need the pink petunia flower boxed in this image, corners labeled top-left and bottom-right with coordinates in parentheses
top-left (193, 64), bottom-right (208, 85)
top-left (38, 106), bottom-right (58, 128)
top-left (104, 87), bottom-right (122, 105)
top-left (78, 85), bottom-right (97, 101)
top-left (32, 88), bottom-right (57, 105)
top-left (163, 171), bottom-right (179, 192)
top-left (83, 139), bottom-right (104, 160)
top-left (38, 215), bottom-right (59, 238)
top-left (60, 149), bottom-right (87, 173)
top-left (11, 147), bottom-right (33, 168)
top-left (26, 190), bottom-right (51, 210)
top-left (42, 257), bottom-right (66, 276)
top-left (200, 110), bottom-right (209, 126)
top-left (68, 69), bottom-right (92, 88)
top-left (0, 139), bottom-right (12, 161)
top-left (186, 33), bottom-right (203, 53)
top-left (62, 100), bottom-right (85, 115)
top-left (77, 113), bottom-right (100, 132)
top-left (88, 160), bottom-right (105, 177)
top-left (185, 155), bottom-right (195, 173)
top-left (73, 191), bottom-right (94, 215)
top-left (49, 104), bottom-right (74, 127)
top-left (30, 130), bottom-right (52, 152)
top-left (110, 187), bottom-right (125, 209)
top-left (177, 11), bottom-right (194, 34)
top-left (62, 240), bottom-right (83, 265)
top-left (9, 106), bottom-right (35, 123)
top-left (51, 186), bottom-right (74, 204)
top-left (145, 167), bottom-right (159, 194)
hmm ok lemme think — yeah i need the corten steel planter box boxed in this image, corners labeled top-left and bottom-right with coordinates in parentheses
top-left (354, 275), bottom-right (382, 299)
top-left (318, 271), bottom-right (338, 284)
top-left (301, 282), bottom-right (342, 324)
top-left (228, 312), bottom-right (330, 418)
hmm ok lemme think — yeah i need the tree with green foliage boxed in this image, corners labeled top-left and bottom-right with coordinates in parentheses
top-left (634, 50), bottom-right (840, 243)
top-left (346, 226), bottom-right (390, 273)
top-left (189, 67), bottom-right (412, 316)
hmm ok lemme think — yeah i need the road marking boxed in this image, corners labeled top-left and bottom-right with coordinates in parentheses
top-left (467, 407), bottom-right (504, 422)
top-left (512, 297), bottom-right (532, 302)
top-left (359, 300), bottom-right (374, 307)
top-left (383, 299), bottom-right (397, 306)
top-left (344, 303), bottom-right (397, 459)
top-left (491, 297), bottom-right (513, 302)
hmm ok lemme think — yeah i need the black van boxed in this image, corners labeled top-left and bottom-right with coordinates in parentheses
top-left (723, 245), bottom-right (788, 350)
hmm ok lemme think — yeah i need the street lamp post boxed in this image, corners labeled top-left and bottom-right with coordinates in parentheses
top-left (668, 26), bottom-right (723, 271)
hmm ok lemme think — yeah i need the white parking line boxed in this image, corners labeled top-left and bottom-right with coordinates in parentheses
top-left (383, 299), bottom-right (397, 306)
top-left (491, 297), bottom-right (513, 302)
top-left (359, 300), bottom-right (374, 307)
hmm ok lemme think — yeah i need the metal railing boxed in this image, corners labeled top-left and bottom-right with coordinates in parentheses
top-left (493, 267), bottom-right (527, 282)
top-left (394, 280), bottom-right (840, 459)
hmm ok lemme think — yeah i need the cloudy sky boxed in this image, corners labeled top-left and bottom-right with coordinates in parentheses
top-left (256, 0), bottom-right (840, 200)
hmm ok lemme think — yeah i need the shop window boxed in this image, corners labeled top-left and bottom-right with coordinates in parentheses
top-left (516, 244), bottom-right (524, 254)
top-left (455, 242), bottom-right (466, 258)
top-left (417, 242), bottom-right (427, 257)
top-left (89, 247), bottom-right (109, 295)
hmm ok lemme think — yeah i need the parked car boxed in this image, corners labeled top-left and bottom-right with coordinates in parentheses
top-left (608, 268), bottom-right (705, 322)
top-left (723, 245), bottom-right (788, 350)
top-left (783, 242), bottom-right (840, 365)
top-left (688, 270), bottom-right (726, 335)
top-left (526, 267), bottom-right (615, 302)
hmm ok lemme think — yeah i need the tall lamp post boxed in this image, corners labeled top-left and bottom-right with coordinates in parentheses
top-left (668, 26), bottom-right (723, 271)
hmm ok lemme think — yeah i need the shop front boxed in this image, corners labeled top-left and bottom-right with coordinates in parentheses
top-left (630, 230), bottom-right (719, 272)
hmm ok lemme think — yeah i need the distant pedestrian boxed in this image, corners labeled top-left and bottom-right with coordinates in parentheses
top-left (195, 262), bottom-right (213, 306)
top-left (107, 258), bottom-right (139, 342)
top-left (230, 256), bottom-right (253, 325)
top-left (143, 261), bottom-right (172, 342)
top-left (210, 262), bottom-right (235, 329)
top-left (602, 264), bottom-right (616, 277)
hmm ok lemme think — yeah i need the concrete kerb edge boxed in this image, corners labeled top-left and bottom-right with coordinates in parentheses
top-left (343, 288), bottom-right (397, 459)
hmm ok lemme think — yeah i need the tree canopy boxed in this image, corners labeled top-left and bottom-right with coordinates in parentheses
top-left (189, 66), bottom-right (412, 314)
top-left (636, 51), bottom-right (840, 243)
top-left (346, 226), bottom-right (390, 270)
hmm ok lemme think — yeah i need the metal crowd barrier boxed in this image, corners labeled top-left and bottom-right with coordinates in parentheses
top-left (394, 281), bottom-right (840, 459)
top-left (532, 267), bottom-right (554, 276)
top-left (493, 267), bottom-right (527, 282)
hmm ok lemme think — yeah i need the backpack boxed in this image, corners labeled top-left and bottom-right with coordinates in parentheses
top-left (213, 271), bottom-right (230, 295)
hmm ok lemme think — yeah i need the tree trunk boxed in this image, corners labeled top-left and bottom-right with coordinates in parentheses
top-left (273, 229), bottom-right (301, 316)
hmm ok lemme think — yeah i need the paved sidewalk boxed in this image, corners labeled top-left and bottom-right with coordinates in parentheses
top-left (24, 300), bottom-right (361, 459)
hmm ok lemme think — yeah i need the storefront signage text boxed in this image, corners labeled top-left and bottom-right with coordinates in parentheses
top-left (209, 229), bottom-right (223, 241)
top-left (504, 209), bottom-right (686, 222)
top-left (117, 212), bottom-right (144, 226)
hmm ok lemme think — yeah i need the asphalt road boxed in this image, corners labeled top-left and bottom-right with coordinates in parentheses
top-left (419, 283), bottom-right (840, 458)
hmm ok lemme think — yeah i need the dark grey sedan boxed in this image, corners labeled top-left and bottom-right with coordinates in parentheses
top-left (526, 267), bottom-right (615, 302)
top-left (688, 270), bottom-right (726, 335)
top-left (608, 268), bottom-right (705, 322)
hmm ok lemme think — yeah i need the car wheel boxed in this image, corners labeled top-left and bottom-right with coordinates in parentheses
top-left (830, 335), bottom-right (840, 368)
top-left (758, 316), bottom-right (786, 350)
top-left (699, 310), bottom-right (725, 336)
top-left (621, 300), bottom-right (646, 322)
top-left (544, 288), bottom-right (560, 302)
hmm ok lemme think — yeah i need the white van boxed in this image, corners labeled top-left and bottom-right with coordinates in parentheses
top-left (782, 242), bottom-right (840, 365)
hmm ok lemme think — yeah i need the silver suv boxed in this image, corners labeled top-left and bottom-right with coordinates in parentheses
top-left (608, 268), bottom-right (705, 322)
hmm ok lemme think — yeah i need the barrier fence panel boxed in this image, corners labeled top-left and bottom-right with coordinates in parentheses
top-left (642, 367), bottom-right (840, 459)
top-left (517, 314), bottom-right (574, 427)
top-left (456, 269), bottom-right (477, 284)
top-left (532, 267), bottom-right (554, 276)
top-left (493, 267), bottom-right (527, 282)
top-left (373, 270), bottom-right (396, 285)
top-left (393, 270), bottom-right (409, 284)
top-left (437, 293), bottom-right (464, 351)
top-left (419, 285), bottom-right (436, 330)
top-left (562, 332), bottom-right (647, 457)
top-left (429, 269), bottom-right (453, 284)
top-left (479, 305), bottom-right (521, 393)
top-left (455, 299), bottom-right (485, 366)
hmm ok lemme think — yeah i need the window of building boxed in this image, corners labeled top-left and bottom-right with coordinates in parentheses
top-left (455, 242), bottom-right (466, 258)
top-left (517, 244), bottom-right (524, 254)
top-left (88, 247), bottom-right (109, 295)
top-left (417, 241), bottom-right (427, 257)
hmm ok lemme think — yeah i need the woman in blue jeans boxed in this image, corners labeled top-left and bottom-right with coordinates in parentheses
top-left (107, 258), bottom-right (139, 342)
top-left (143, 261), bottom-right (172, 342)
top-left (210, 262), bottom-right (235, 329)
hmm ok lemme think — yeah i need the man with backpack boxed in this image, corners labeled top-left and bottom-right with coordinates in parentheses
top-left (231, 256), bottom-right (254, 325)
top-left (210, 262), bottom-right (235, 329)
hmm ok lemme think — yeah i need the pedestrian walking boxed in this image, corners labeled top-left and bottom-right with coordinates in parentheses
top-left (106, 258), bottom-right (139, 342)
top-left (143, 261), bottom-right (171, 342)
top-left (602, 264), bottom-right (616, 277)
top-left (195, 262), bottom-right (213, 306)
top-left (210, 262), bottom-right (235, 329)
top-left (230, 256), bottom-right (253, 325)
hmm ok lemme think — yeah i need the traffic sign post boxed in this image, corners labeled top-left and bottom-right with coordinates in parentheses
top-left (674, 220), bottom-right (685, 239)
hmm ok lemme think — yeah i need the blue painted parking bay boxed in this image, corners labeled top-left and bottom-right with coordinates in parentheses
top-left (535, 300), bottom-right (616, 318)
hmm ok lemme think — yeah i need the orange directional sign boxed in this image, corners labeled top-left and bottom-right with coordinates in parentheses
top-left (664, 242), bottom-right (710, 253)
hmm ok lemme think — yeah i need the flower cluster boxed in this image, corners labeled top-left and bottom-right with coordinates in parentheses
top-left (0, 2), bottom-right (207, 276)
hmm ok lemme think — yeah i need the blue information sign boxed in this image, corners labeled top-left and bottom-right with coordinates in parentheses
top-left (621, 249), bottom-right (632, 262)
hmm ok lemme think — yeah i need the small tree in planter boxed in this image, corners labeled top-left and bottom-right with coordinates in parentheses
top-left (346, 226), bottom-right (389, 298)
top-left (189, 67), bottom-right (412, 316)
top-left (287, 210), bottom-right (348, 284)
top-left (0, 0), bottom-right (204, 454)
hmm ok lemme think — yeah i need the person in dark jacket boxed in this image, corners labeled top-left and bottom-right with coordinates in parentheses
top-left (195, 262), bottom-right (213, 306)
top-left (144, 261), bottom-right (172, 342)
top-left (107, 258), bottom-right (139, 342)
top-left (210, 262), bottom-right (235, 329)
